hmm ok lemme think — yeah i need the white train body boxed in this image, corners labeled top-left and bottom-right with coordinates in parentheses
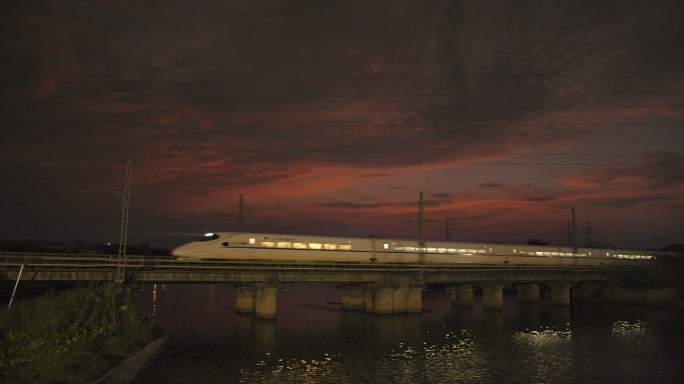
top-left (171, 232), bottom-right (654, 266)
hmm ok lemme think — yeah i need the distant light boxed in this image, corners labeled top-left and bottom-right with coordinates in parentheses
top-left (205, 233), bottom-right (214, 237)
top-left (107, 243), bottom-right (110, 246)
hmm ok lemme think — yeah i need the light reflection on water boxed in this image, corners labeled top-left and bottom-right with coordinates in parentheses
top-left (137, 284), bottom-right (684, 384)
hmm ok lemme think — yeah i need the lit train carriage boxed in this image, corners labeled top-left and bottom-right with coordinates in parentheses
top-left (171, 232), bottom-right (655, 267)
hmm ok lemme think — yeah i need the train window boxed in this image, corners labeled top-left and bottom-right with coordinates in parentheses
top-left (427, 248), bottom-right (437, 252)
top-left (437, 248), bottom-right (447, 253)
top-left (447, 249), bottom-right (456, 253)
top-left (199, 233), bottom-right (219, 242)
top-left (277, 242), bottom-right (292, 248)
top-left (405, 247), bottom-right (416, 251)
top-left (262, 242), bottom-right (275, 247)
top-left (551, 252), bottom-right (559, 256)
top-left (489, 248), bottom-right (493, 252)
top-left (249, 238), bottom-right (255, 244)
top-left (394, 246), bottom-right (404, 251)
top-left (384, 244), bottom-right (389, 249)
top-left (606, 252), bottom-right (610, 256)
top-left (324, 244), bottom-right (337, 250)
top-left (293, 243), bottom-right (308, 249)
top-left (536, 252), bottom-right (544, 256)
top-left (222, 242), bottom-right (229, 246)
top-left (513, 249), bottom-right (517, 253)
top-left (468, 249), bottom-right (477, 253)
top-left (477, 250), bottom-right (486, 253)
top-left (457, 249), bottom-right (465, 253)
top-left (339, 244), bottom-right (351, 250)
top-left (309, 243), bottom-right (322, 249)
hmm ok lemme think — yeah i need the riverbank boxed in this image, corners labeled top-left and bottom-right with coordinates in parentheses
top-left (0, 284), bottom-right (158, 384)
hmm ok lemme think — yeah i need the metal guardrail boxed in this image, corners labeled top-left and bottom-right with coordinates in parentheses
top-left (0, 252), bottom-right (646, 274)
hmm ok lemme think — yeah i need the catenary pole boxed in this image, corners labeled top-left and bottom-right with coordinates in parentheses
top-left (116, 160), bottom-right (132, 283)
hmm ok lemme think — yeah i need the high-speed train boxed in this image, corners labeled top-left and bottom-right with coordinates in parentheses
top-left (171, 232), bottom-right (654, 266)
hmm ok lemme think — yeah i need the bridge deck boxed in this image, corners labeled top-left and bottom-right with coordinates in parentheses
top-left (0, 252), bottom-right (646, 283)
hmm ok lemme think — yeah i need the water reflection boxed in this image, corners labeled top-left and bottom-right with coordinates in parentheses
top-left (137, 284), bottom-right (684, 384)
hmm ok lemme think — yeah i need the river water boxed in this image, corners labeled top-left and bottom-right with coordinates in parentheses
top-left (136, 283), bottom-right (684, 384)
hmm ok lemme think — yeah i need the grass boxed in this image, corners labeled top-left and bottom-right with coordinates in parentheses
top-left (0, 284), bottom-right (156, 384)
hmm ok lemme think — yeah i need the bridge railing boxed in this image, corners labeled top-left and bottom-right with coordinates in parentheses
top-left (0, 252), bottom-right (647, 274)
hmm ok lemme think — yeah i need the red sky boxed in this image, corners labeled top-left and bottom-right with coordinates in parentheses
top-left (1, 0), bottom-right (683, 249)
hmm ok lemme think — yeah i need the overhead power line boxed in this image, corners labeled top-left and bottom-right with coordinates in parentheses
top-left (11, 89), bottom-right (684, 101)
top-left (6, 139), bottom-right (682, 158)
top-left (12, 68), bottom-right (684, 85)
top-left (5, 104), bottom-right (684, 113)
top-left (2, 122), bottom-right (682, 129)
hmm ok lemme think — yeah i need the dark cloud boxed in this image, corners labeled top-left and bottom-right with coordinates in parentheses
top-left (593, 196), bottom-right (674, 209)
top-left (432, 193), bottom-right (452, 198)
top-left (478, 182), bottom-right (505, 189)
top-left (315, 202), bottom-right (387, 209)
top-left (1, 0), bottom-right (683, 248)
top-left (516, 196), bottom-right (560, 203)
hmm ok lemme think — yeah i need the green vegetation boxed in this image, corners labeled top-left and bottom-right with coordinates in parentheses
top-left (620, 253), bottom-right (684, 291)
top-left (0, 285), bottom-right (155, 384)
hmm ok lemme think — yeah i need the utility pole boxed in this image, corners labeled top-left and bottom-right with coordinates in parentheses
top-left (584, 222), bottom-right (593, 248)
top-left (238, 194), bottom-right (244, 232)
top-left (116, 160), bottom-right (132, 283)
top-left (32, 225), bottom-right (36, 253)
top-left (407, 193), bottom-right (426, 264)
top-left (572, 205), bottom-right (578, 267)
top-left (566, 221), bottom-right (571, 246)
top-left (416, 193), bottom-right (425, 263)
top-left (445, 215), bottom-right (455, 241)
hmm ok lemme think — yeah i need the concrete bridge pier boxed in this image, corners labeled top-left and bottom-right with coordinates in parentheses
top-left (548, 281), bottom-right (574, 306)
top-left (236, 285), bottom-right (256, 314)
top-left (517, 283), bottom-right (540, 304)
top-left (255, 283), bottom-right (279, 319)
top-left (394, 283), bottom-right (423, 313)
top-left (366, 284), bottom-right (396, 314)
top-left (481, 282), bottom-right (506, 310)
top-left (451, 284), bottom-right (474, 306)
top-left (365, 283), bottom-right (423, 314)
top-left (341, 285), bottom-right (367, 310)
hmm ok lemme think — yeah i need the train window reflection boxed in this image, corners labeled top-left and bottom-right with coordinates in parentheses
top-left (447, 249), bottom-right (456, 253)
top-left (437, 248), bottom-right (446, 253)
top-left (309, 243), bottom-right (322, 249)
top-left (427, 248), bottom-right (437, 252)
top-left (339, 244), bottom-right (351, 250)
top-left (277, 242), bottom-right (292, 248)
top-left (293, 243), bottom-right (307, 249)
top-left (262, 242), bottom-right (275, 247)
top-left (324, 244), bottom-right (337, 250)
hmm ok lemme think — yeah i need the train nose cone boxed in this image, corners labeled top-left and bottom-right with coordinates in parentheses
top-left (171, 245), bottom-right (191, 257)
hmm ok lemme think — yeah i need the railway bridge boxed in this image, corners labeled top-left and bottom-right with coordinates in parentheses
top-left (1, 253), bottom-right (650, 319)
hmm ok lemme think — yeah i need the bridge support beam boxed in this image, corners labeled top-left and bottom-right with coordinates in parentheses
top-left (255, 284), bottom-right (279, 319)
top-left (236, 286), bottom-right (256, 314)
top-left (341, 286), bottom-right (367, 310)
top-left (451, 284), bottom-right (474, 306)
top-left (548, 281), bottom-right (573, 306)
top-left (481, 282), bottom-right (506, 310)
top-left (517, 283), bottom-right (540, 304)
